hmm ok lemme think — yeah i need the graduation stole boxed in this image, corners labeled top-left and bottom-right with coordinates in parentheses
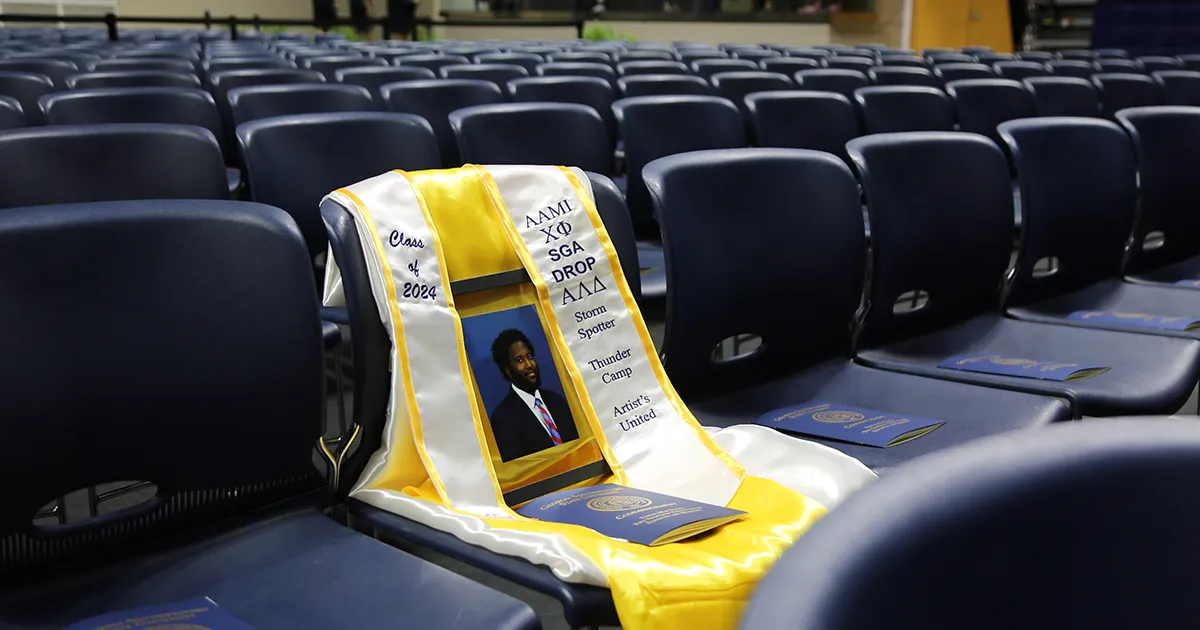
top-left (325, 166), bottom-right (827, 630)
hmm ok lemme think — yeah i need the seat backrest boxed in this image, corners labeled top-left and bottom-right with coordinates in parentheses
top-left (1137, 56), bottom-right (1182, 72)
top-left (0, 95), bottom-right (23, 130)
top-left (94, 58), bottom-right (197, 73)
top-left (1016, 51), bottom-right (1055, 62)
top-left (741, 419), bottom-right (1200, 630)
top-left (617, 60), bottom-right (691, 76)
top-left (999, 117), bottom-right (1137, 304)
top-left (613, 95), bottom-right (747, 240)
top-left (396, 54), bottom-right (471, 73)
top-left (822, 56), bottom-right (876, 72)
top-left (551, 51), bottom-right (612, 64)
top-left (449, 102), bottom-right (612, 174)
top-left (475, 53), bottom-right (545, 74)
top-left (381, 79), bottom-right (504, 168)
top-left (0, 71), bottom-right (54, 124)
top-left (1024, 76), bottom-right (1101, 117)
top-left (0, 199), bottom-right (323, 578)
top-left (1117, 106), bottom-right (1200, 271)
top-left (1152, 70), bottom-right (1200, 105)
top-left (1093, 73), bottom-right (1163, 117)
top-left (933, 62), bottom-right (995, 83)
top-left (204, 57), bottom-right (291, 75)
top-left (1096, 58), bottom-right (1144, 74)
top-left (761, 57), bottom-right (820, 75)
top-left (333, 65), bottom-right (435, 100)
top-left (0, 58), bottom-right (75, 86)
top-left (945, 78), bottom-right (1035, 145)
top-left (855, 86), bottom-right (955, 134)
top-left (745, 91), bottom-right (860, 164)
top-left (928, 53), bottom-right (976, 65)
top-left (509, 76), bottom-right (616, 141)
top-left (618, 50), bottom-right (672, 62)
top-left (868, 66), bottom-right (939, 88)
top-left (439, 63), bottom-right (529, 92)
top-left (974, 52), bottom-right (1014, 65)
top-left (323, 170), bottom-right (639, 499)
top-left (709, 70), bottom-right (793, 122)
top-left (1178, 54), bottom-right (1200, 72)
top-left (1047, 59), bottom-right (1096, 79)
top-left (65, 70), bottom-right (201, 90)
top-left (993, 60), bottom-right (1050, 81)
top-left (238, 112), bottom-right (440, 259)
top-left (878, 55), bottom-right (926, 67)
top-left (795, 69), bottom-right (870, 100)
top-left (617, 74), bottom-right (710, 97)
top-left (645, 148), bottom-right (866, 398)
top-left (304, 55), bottom-right (387, 80)
top-left (227, 83), bottom-right (374, 127)
top-left (0, 124), bottom-right (227, 209)
top-left (690, 58), bottom-right (758, 80)
top-left (732, 49), bottom-right (780, 61)
top-left (534, 61), bottom-right (616, 86)
top-left (848, 132), bottom-right (1014, 346)
top-left (40, 87), bottom-right (224, 154)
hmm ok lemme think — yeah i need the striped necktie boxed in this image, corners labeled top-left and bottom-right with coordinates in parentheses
top-left (534, 397), bottom-right (563, 445)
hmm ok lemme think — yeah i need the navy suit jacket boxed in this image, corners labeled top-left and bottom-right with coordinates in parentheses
top-left (489, 387), bottom-right (578, 462)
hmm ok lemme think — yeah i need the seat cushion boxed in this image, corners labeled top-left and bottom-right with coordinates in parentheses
top-left (1009, 277), bottom-right (1200, 339)
top-left (858, 314), bottom-right (1200, 416)
top-left (0, 508), bottom-right (538, 630)
top-left (689, 359), bottom-right (1071, 473)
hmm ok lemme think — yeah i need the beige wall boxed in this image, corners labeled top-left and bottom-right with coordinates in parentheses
top-left (830, 0), bottom-right (905, 48)
top-left (116, 0), bottom-right (313, 19)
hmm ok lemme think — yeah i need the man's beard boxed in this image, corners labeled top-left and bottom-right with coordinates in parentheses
top-left (513, 370), bottom-right (541, 393)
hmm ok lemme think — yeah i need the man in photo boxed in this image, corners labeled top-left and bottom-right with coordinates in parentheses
top-left (488, 328), bottom-right (579, 461)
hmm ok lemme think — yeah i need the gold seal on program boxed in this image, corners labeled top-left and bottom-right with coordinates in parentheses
top-left (587, 495), bottom-right (653, 512)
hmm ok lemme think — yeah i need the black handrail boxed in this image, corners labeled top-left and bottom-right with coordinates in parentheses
top-left (0, 12), bottom-right (586, 41)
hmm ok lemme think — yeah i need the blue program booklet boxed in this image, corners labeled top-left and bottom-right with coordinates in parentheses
top-left (755, 401), bottom-right (944, 448)
top-left (1067, 310), bottom-right (1200, 331)
top-left (937, 354), bottom-right (1110, 381)
top-left (65, 597), bottom-right (253, 630)
top-left (517, 483), bottom-right (746, 546)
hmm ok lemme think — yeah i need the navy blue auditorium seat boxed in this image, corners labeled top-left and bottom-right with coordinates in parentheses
top-left (551, 51), bottom-right (613, 65)
top-left (1096, 58), bottom-right (1144, 74)
top-left (616, 60), bottom-right (691, 76)
top-left (999, 116), bottom-right (1200, 333)
top-left (209, 68), bottom-right (325, 146)
top-left (509, 76), bottom-right (616, 142)
top-left (878, 54), bottom-right (926, 67)
top-left (617, 50), bottom-right (672, 62)
top-left (1024, 76), bottom-right (1101, 117)
top-left (320, 171), bottom-right (639, 629)
top-left (475, 53), bottom-right (545, 74)
top-left (794, 69), bottom-right (870, 100)
top-left (760, 57), bottom-right (820, 75)
top-left (782, 49), bottom-right (829, 63)
top-left (227, 83), bottom-right (374, 127)
top-left (0, 199), bottom-right (539, 630)
top-left (676, 49), bottom-right (729, 63)
top-left (204, 57), bottom-right (292, 75)
top-left (1016, 51), bottom-right (1055, 62)
top-left (439, 63), bottom-right (529, 92)
top-left (94, 58), bottom-right (198, 73)
top-left (690, 59), bottom-right (758, 81)
top-left (397, 54), bottom-right (471, 74)
top-left (0, 96), bottom-right (22, 130)
top-left (993, 60), bottom-right (1050, 81)
top-left (1179, 54), bottom-right (1200, 71)
top-left (1152, 70), bottom-right (1200, 105)
top-left (302, 55), bottom-right (387, 81)
top-left (1047, 59), bottom-right (1097, 79)
top-left (933, 62), bottom-right (995, 83)
top-left (868, 66), bottom-right (939, 88)
top-left (39, 87), bottom-right (224, 155)
top-left (65, 71), bottom-right (201, 90)
top-left (741, 419), bottom-right (1200, 630)
top-left (732, 48), bottom-right (780, 62)
top-left (745, 91), bottom-right (860, 163)
top-left (1093, 73), bottom-right (1163, 118)
top-left (1117, 107), bottom-right (1200, 283)
top-left (535, 61), bottom-right (616, 87)
top-left (708, 70), bottom-right (793, 122)
top-left (974, 52), bottom-right (1014, 65)
top-left (855, 86), bottom-right (954, 134)
top-left (333, 66), bottom-right (435, 100)
top-left (945, 79), bottom-right (1035, 145)
top-left (450, 102), bottom-right (613, 174)
top-left (847, 132), bottom-right (1200, 416)
top-left (238, 111), bottom-right (438, 263)
top-left (928, 53), bottom-right (976, 65)
top-left (617, 74), bottom-right (710, 97)
top-left (821, 56), bottom-right (875, 73)
top-left (0, 125), bottom-right (227, 208)
top-left (0, 58), bottom-right (75, 86)
top-left (0, 72), bottom-right (53, 124)
top-left (380, 79), bottom-right (504, 168)
top-left (643, 148), bottom-right (1068, 471)
top-left (1138, 56), bottom-right (1183, 73)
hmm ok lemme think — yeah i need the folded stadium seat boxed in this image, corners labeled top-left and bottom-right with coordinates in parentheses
top-left (617, 60), bottom-right (691, 76)
top-left (321, 172), bottom-right (638, 629)
top-left (761, 57), bottom-right (819, 75)
top-left (1151, 70), bottom-right (1200, 105)
top-left (708, 70), bottom-right (793, 129)
top-left (997, 116), bottom-right (1200, 334)
top-left (551, 51), bottom-right (614, 64)
top-left (9, 51), bottom-right (98, 71)
top-left (237, 112), bottom-right (440, 268)
top-left (794, 69), bottom-right (870, 100)
top-left (822, 56), bottom-right (875, 73)
top-left (618, 50), bottom-right (673, 62)
top-left (973, 52), bottom-right (1014, 65)
top-left (1093, 73), bottom-right (1163, 118)
top-left (475, 52), bottom-right (546, 74)
top-left (676, 49), bottom-right (730, 64)
top-left (204, 57), bottom-right (292, 76)
top-left (0, 199), bottom-right (540, 630)
top-left (833, 49), bottom-right (878, 60)
top-left (617, 73), bottom-right (710, 97)
top-left (643, 148), bottom-right (1069, 471)
top-left (1094, 48), bottom-right (1132, 59)
top-left (732, 49), bottom-right (781, 62)
top-left (1016, 51), bottom-right (1055, 62)
top-left (855, 86), bottom-right (955, 134)
top-left (439, 63), bottom-right (528, 93)
top-left (380, 79), bottom-right (504, 168)
top-left (945, 79), bottom-right (1036, 144)
top-left (1046, 59), bottom-right (1097, 79)
top-left (534, 61), bottom-right (616, 88)
top-left (93, 57), bottom-right (197, 73)
top-left (509, 76), bottom-right (616, 144)
top-left (1095, 59), bottom-right (1144, 75)
top-left (848, 132), bottom-right (1200, 416)
top-left (933, 62), bottom-right (995, 84)
top-left (1138, 56), bottom-right (1183, 72)
top-left (65, 70), bottom-right (201, 90)
top-left (1117, 107), bottom-right (1200, 284)
top-left (691, 58), bottom-right (759, 81)
top-left (1024, 76), bottom-right (1102, 117)
top-left (1177, 54), bottom-right (1200, 71)
top-left (333, 66), bottom-right (435, 103)
top-left (447, 47), bottom-right (504, 62)
top-left (868, 66), bottom-right (939, 88)
top-left (0, 72), bottom-right (53, 124)
top-left (0, 124), bottom-right (227, 208)
top-left (745, 91), bottom-right (860, 164)
top-left (782, 49), bottom-right (830, 63)
top-left (927, 53), bottom-right (976, 65)
top-left (878, 54), bottom-right (926, 67)
top-left (0, 95), bottom-right (22, 130)
top-left (394, 54), bottom-right (471, 74)
top-left (741, 419), bottom-right (1200, 630)
top-left (449, 102), bottom-right (613, 175)
top-left (960, 46), bottom-right (995, 55)
top-left (0, 58), bottom-right (76, 87)
top-left (227, 83), bottom-right (375, 127)
top-left (302, 55), bottom-right (387, 81)
top-left (993, 60), bottom-right (1050, 81)
top-left (1057, 49), bottom-right (1096, 61)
